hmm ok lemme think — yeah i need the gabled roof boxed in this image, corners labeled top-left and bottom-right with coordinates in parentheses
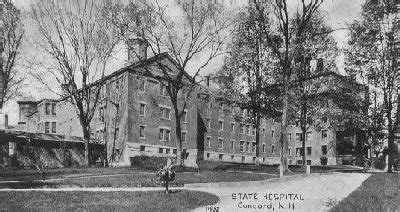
top-left (58, 52), bottom-right (191, 102)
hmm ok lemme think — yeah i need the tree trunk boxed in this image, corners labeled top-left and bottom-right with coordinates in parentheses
top-left (173, 104), bottom-right (183, 166)
top-left (301, 99), bottom-right (307, 168)
top-left (255, 114), bottom-right (261, 158)
top-left (82, 127), bottom-right (90, 166)
top-left (165, 179), bottom-right (169, 194)
top-left (280, 81), bottom-right (290, 172)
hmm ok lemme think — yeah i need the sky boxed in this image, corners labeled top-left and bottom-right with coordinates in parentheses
top-left (3, 0), bottom-right (365, 125)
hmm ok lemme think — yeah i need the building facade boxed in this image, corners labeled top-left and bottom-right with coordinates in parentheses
top-left (18, 58), bottom-right (369, 167)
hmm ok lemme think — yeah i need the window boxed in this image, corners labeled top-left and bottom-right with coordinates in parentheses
top-left (246, 125), bottom-right (250, 135)
top-left (207, 153), bottom-right (210, 159)
top-left (218, 138), bottom-right (223, 150)
top-left (173, 149), bottom-right (177, 155)
top-left (271, 130), bottom-right (275, 138)
top-left (231, 155), bottom-right (234, 160)
top-left (321, 130), bottom-right (328, 139)
top-left (251, 127), bottom-right (256, 136)
top-left (271, 145), bottom-right (275, 154)
top-left (306, 132), bottom-right (312, 142)
top-left (288, 148), bottom-right (291, 156)
top-left (296, 133), bottom-right (302, 142)
top-left (296, 148), bottom-right (304, 157)
top-left (45, 103), bottom-right (51, 115)
top-left (8, 142), bottom-right (15, 155)
top-left (242, 156), bottom-right (245, 162)
top-left (139, 126), bottom-right (146, 138)
top-left (115, 80), bottom-right (120, 90)
top-left (322, 145), bottom-right (327, 155)
top-left (139, 103), bottom-right (146, 117)
top-left (252, 142), bottom-right (256, 153)
top-left (206, 137), bottom-right (211, 148)
top-left (262, 144), bottom-right (266, 153)
top-left (231, 140), bottom-right (235, 150)
top-left (160, 107), bottom-right (171, 120)
top-left (240, 124), bottom-right (245, 134)
top-left (51, 122), bottom-right (56, 133)
top-left (219, 120), bottom-right (224, 131)
top-left (230, 123), bottom-right (235, 133)
top-left (182, 111), bottom-right (188, 123)
top-left (166, 149), bottom-right (170, 154)
top-left (140, 145), bottom-right (145, 151)
top-left (219, 154), bottom-right (223, 160)
top-left (181, 132), bottom-right (187, 143)
top-left (307, 160), bottom-right (311, 165)
top-left (159, 148), bottom-right (164, 154)
top-left (246, 142), bottom-right (250, 153)
top-left (253, 157), bottom-right (256, 163)
top-left (51, 103), bottom-right (56, 115)
top-left (262, 128), bottom-right (266, 137)
top-left (160, 84), bottom-right (169, 96)
top-left (45, 122), bottom-right (50, 133)
top-left (240, 141), bottom-right (245, 152)
top-left (307, 147), bottom-right (312, 156)
top-left (288, 133), bottom-right (292, 142)
top-left (159, 128), bottom-right (171, 141)
top-left (139, 80), bottom-right (145, 92)
top-left (206, 118), bottom-right (211, 129)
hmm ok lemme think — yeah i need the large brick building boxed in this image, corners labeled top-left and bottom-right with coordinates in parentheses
top-left (17, 58), bottom-right (367, 167)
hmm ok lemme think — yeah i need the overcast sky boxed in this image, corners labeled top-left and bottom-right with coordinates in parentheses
top-left (4, 0), bottom-right (365, 125)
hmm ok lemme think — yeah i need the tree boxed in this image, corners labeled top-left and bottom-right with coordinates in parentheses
top-left (31, 0), bottom-right (119, 165)
top-left (0, 0), bottom-right (24, 109)
top-left (290, 11), bottom-right (339, 167)
top-left (251, 0), bottom-right (325, 172)
top-left (101, 1), bottom-right (231, 166)
top-left (346, 0), bottom-right (399, 172)
top-left (216, 5), bottom-right (281, 159)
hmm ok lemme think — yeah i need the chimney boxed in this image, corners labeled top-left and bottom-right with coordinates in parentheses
top-left (127, 38), bottom-right (149, 62)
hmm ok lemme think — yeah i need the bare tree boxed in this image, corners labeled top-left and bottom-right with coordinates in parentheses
top-left (252, 0), bottom-right (325, 172)
top-left (102, 1), bottom-right (231, 166)
top-left (30, 0), bottom-right (119, 165)
top-left (0, 0), bottom-right (24, 109)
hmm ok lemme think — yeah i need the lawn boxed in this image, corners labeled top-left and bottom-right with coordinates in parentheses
top-left (0, 190), bottom-right (219, 211)
top-left (331, 173), bottom-right (400, 212)
top-left (0, 170), bottom-right (275, 188)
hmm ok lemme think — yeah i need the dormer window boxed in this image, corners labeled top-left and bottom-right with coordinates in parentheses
top-left (45, 103), bottom-right (51, 115)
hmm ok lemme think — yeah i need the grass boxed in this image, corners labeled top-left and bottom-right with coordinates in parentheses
top-left (0, 170), bottom-right (274, 188)
top-left (0, 166), bottom-right (140, 181)
top-left (0, 190), bottom-right (219, 211)
top-left (331, 173), bottom-right (400, 212)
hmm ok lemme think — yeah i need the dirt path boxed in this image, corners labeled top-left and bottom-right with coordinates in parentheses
top-left (188, 172), bottom-right (371, 212)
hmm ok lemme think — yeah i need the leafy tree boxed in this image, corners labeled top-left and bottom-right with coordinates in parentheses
top-left (248, 0), bottom-right (325, 172)
top-left (216, 4), bottom-right (281, 159)
top-left (0, 0), bottom-right (24, 109)
top-left (290, 11), bottom-right (339, 166)
top-left (346, 0), bottom-right (399, 172)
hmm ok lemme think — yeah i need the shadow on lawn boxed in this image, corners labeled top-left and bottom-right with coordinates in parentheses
top-left (0, 181), bottom-right (64, 189)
